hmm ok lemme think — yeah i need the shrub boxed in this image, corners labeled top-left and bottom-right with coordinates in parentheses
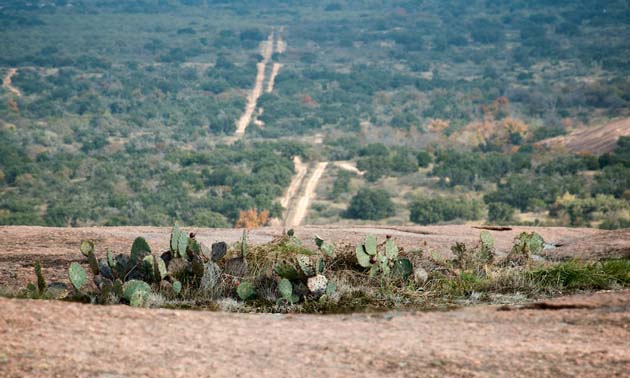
top-left (409, 197), bottom-right (483, 225)
top-left (345, 188), bottom-right (395, 220)
top-left (416, 150), bottom-right (432, 168)
top-left (487, 202), bottom-right (515, 224)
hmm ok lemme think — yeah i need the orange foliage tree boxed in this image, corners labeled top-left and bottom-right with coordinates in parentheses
top-left (234, 209), bottom-right (269, 229)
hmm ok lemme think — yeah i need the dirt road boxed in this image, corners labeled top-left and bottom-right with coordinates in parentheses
top-left (285, 162), bottom-right (328, 227)
top-left (1, 290), bottom-right (628, 377)
top-left (266, 62), bottom-right (283, 93)
top-left (2, 68), bottom-right (21, 97)
top-left (234, 32), bottom-right (275, 137)
top-left (280, 156), bottom-right (308, 209)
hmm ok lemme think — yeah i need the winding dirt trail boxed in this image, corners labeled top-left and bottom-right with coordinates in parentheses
top-left (285, 162), bottom-right (328, 227)
top-left (234, 32), bottom-right (275, 137)
top-left (2, 68), bottom-right (21, 97)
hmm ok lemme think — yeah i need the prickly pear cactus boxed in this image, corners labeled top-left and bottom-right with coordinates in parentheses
top-left (113, 279), bottom-right (124, 297)
top-left (314, 235), bottom-right (324, 247)
top-left (385, 238), bottom-right (398, 260)
top-left (307, 274), bottom-right (328, 297)
top-left (129, 290), bottom-right (147, 307)
top-left (142, 255), bottom-right (167, 282)
top-left (526, 232), bottom-right (544, 255)
top-left (356, 244), bottom-right (373, 268)
top-left (172, 280), bottom-right (182, 295)
top-left (87, 250), bottom-right (99, 275)
top-left (130, 237), bottom-right (151, 265)
top-left (122, 280), bottom-right (151, 302)
top-left (68, 262), bottom-right (87, 291)
top-left (394, 258), bottom-right (413, 280)
top-left (507, 232), bottom-right (545, 265)
top-left (177, 231), bottom-right (188, 259)
top-left (211, 242), bottom-right (228, 262)
top-left (365, 235), bottom-right (377, 255)
top-left (278, 278), bottom-right (298, 304)
top-left (80, 240), bottom-right (94, 257)
top-left (297, 255), bottom-right (315, 277)
top-left (236, 281), bottom-right (255, 301)
top-left (106, 249), bottom-right (116, 269)
top-left (315, 235), bottom-right (335, 257)
top-left (355, 235), bottom-right (403, 277)
top-left (34, 260), bottom-right (46, 295)
top-left (170, 224), bottom-right (179, 251)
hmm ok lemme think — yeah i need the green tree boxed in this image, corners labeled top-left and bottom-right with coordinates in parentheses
top-left (345, 188), bottom-right (395, 220)
top-left (409, 197), bottom-right (483, 225)
top-left (487, 202), bottom-right (514, 224)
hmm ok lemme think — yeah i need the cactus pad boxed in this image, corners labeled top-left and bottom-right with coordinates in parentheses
top-left (385, 239), bottom-right (398, 260)
top-left (394, 258), bottom-right (413, 280)
top-left (356, 244), bottom-right (372, 268)
top-left (172, 280), bottom-right (182, 295)
top-left (122, 280), bottom-right (151, 301)
top-left (278, 278), bottom-right (293, 301)
top-left (236, 281), bottom-right (255, 301)
top-left (130, 237), bottom-right (151, 265)
top-left (80, 240), bottom-right (94, 257)
top-left (314, 235), bottom-right (324, 248)
top-left (297, 255), bottom-right (315, 277)
top-left (364, 235), bottom-right (377, 255)
top-left (307, 274), bottom-right (328, 297)
top-left (211, 241), bottom-right (228, 262)
top-left (177, 232), bottom-right (188, 259)
top-left (68, 262), bottom-right (87, 290)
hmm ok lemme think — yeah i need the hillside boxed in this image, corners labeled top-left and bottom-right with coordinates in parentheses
top-left (0, 0), bottom-right (629, 229)
top-left (537, 117), bottom-right (630, 154)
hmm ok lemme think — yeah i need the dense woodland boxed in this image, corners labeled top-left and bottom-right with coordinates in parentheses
top-left (0, 0), bottom-right (628, 228)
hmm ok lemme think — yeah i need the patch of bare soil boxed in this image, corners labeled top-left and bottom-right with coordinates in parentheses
top-left (536, 117), bottom-right (630, 154)
top-left (2, 68), bottom-right (21, 97)
top-left (0, 290), bottom-right (628, 377)
top-left (334, 161), bottom-right (364, 175)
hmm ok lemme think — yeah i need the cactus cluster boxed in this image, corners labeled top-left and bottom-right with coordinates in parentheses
top-left (355, 235), bottom-right (412, 279)
top-left (67, 223), bottom-right (238, 306)
top-left (506, 232), bottom-right (544, 265)
top-left (260, 234), bottom-right (338, 304)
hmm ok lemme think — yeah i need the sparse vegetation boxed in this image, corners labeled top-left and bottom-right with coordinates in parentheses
top-left (12, 227), bottom-right (630, 313)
